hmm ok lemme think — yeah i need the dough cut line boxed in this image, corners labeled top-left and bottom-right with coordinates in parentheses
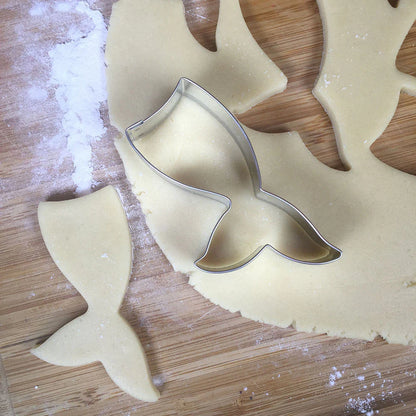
top-left (125, 78), bottom-right (341, 272)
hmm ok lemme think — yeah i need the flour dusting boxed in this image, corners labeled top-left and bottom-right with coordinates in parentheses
top-left (346, 395), bottom-right (375, 414)
top-left (28, 86), bottom-right (48, 102)
top-left (48, 2), bottom-right (107, 193)
top-left (329, 366), bottom-right (344, 386)
top-left (27, 1), bottom-right (107, 193)
top-left (29, 2), bottom-right (48, 16)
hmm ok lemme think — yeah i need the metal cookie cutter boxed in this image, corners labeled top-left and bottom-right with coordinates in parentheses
top-left (125, 78), bottom-right (341, 273)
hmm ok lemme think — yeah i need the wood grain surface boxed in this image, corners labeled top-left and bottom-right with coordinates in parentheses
top-left (1, 0), bottom-right (416, 415)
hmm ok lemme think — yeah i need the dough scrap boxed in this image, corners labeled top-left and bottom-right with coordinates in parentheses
top-left (313, 0), bottom-right (416, 169)
top-left (32, 186), bottom-right (160, 402)
top-left (105, 0), bottom-right (287, 129)
top-left (107, 1), bottom-right (416, 345)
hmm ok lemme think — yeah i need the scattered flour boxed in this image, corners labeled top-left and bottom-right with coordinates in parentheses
top-left (152, 375), bottom-right (165, 387)
top-left (47, 2), bottom-right (107, 193)
top-left (29, 2), bottom-right (48, 16)
top-left (346, 395), bottom-right (376, 414)
top-left (26, 1), bottom-right (108, 194)
top-left (28, 86), bottom-right (48, 102)
top-left (328, 366), bottom-right (344, 386)
top-left (54, 2), bottom-right (73, 13)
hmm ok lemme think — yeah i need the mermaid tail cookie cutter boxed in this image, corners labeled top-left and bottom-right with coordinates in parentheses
top-left (125, 78), bottom-right (341, 272)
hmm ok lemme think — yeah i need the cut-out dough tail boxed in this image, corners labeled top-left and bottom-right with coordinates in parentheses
top-left (32, 309), bottom-right (160, 402)
top-left (34, 186), bottom-right (159, 402)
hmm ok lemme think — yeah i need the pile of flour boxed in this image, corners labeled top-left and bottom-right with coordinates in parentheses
top-left (27, 0), bottom-right (108, 194)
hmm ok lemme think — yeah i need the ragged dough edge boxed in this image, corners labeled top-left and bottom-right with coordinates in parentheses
top-left (188, 250), bottom-right (414, 346)
top-left (188, 272), bottom-right (400, 345)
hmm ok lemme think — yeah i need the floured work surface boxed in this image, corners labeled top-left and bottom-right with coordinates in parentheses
top-left (2, 1), bottom-right (416, 415)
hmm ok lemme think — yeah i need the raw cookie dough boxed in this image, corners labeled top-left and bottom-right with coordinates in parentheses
top-left (32, 186), bottom-right (159, 402)
top-left (313, 0), bottom-right (416, 169)
top-left (105, 0), bottom-right (287, 129)
top-left (107, 1), bottom-right (416, 344)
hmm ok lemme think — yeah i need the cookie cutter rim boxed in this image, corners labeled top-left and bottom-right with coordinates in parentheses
top-left (125, 77), bottom-right (342, 273)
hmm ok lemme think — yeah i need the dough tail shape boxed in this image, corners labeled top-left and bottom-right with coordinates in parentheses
top-left (31, 310), bottom-right (160, 402)
top-left (33, 186), bottom-right (159, 402)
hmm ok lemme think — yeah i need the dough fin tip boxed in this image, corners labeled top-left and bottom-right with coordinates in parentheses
top-left (32, 311), bottom-right (159, 402)
top-left (100, 313), bottom-right (160, 402)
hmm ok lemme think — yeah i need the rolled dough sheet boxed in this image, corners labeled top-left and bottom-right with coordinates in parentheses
top-left (107, 1), bottom-right (416, 345)
top-left (32, 186), bottom-right (160, 402)
top-left (105, 0), bottom-right (287, 129)
top-left (313, 0), bottom-right (416, 169)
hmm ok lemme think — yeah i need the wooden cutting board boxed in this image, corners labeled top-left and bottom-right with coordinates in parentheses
top-left (1, 1), bottom-right (416, 415)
